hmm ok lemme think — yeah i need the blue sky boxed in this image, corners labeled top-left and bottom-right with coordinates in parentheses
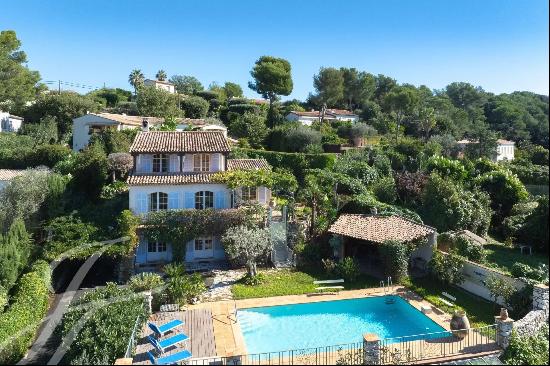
top-left (1, 0), bottom-right (548, 99)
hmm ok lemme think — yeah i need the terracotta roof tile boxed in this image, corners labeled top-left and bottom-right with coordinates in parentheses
top-left (0, 169), bottom-right (25, 181)
top-left (227, 159), bottom-right (270, 171)
top-left (328, 214), bottom-right (435, 243)
top-left (127, 173), bottom-right (218, 185)
top-left (129, 131), bottom-right (231, 154)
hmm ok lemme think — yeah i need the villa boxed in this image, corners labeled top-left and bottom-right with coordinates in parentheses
top-left (286, 108), bottom-right (359, 126)
top-left (127, 130), bottom-right (271, 268)
top-left (0, 110), bottom-right (24, 133)
top-left (72, 112), bottom-right (227, 151)
top-left (143, 78), bottom-right (176, 94)
top-left (457, 138), bottom-right (515, 161)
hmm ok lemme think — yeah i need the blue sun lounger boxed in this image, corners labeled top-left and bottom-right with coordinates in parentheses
top-left (148, 319), bottom-right (184, 338)
top-left (148, 333), bottom-right (190, 354)
top-left (147, 350), bottom-right (192, 365)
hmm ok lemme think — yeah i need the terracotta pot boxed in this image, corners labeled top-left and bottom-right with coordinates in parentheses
top-left (500, 308), bottom-right (509, 320)
top-left (450, 310), bottom-right (470, 339)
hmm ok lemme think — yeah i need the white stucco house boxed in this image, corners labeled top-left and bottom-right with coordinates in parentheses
top-left (0, 169), bottom-right (25, 191)
top-left (72, 113), bottom-right (227, 151)
top-left (143, 79), bottom-right (176, 94)
top-left (0, 111), bottom-right (24, 133)
top-left (286, 109), bottom-right (359, 126)
top-left (127, 130), bottom-right (271, 267)
top-left (457, 138), bottom-right (515, 161)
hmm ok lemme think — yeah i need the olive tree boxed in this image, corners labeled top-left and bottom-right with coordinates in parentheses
top-left (221, 225), bottom-right (271, 277)
top-left (107, 153), bottom-right (134, 182)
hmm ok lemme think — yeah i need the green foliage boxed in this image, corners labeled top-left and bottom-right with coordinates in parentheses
top-left (0, 286), bottom-right (7, 311)
top-left (21, 115), bottom-right (58, 145)
top-left (89, 129), bottom-right (137, 155)
top-left (349, 123), bottom-right (377, 139)
top-left (87, 88), bottom-right (131, 108)
top-left (0, 168), bottom-right (51, 230)
top-left (60, 283), bottom-right (147, 365)
top-left (127, 272), bottom-right (164, 293)
top-left (280, 125), bottom-right (323, 153)
top-left (166, 272), bottom-right (206, 305)
top-left (372, 176), bottom-right (397, 204)
top-left (233, 148), bottom-right (336, 183)
top-left (24, 92), bottom-right (100, 140)
top-left (169, 75), bottom-right (204, 94)
top-left (379, 240), bottom-right (411, 283)
top-left (223, 82), bottom-right (243, 99)
top-left (507, 161), bottom-right (549, 185)
top-left (0, 219), bottom-right (32, 291)
top-left (343, 192), bottom-right (423, 223)
top-left (446, 235), bottom-right (486, 263)
top-left (518, 196), bottom-right (549, 253)
top-left (180, 95), bottom-right (209, 118)
top-left (212, 168), bottom-right (298, 196)
top-left (71, 143), bottom-right (108, 200)
top-left (474, 169), bottom-right (528, 218)
top-left (248, 56), bottom-right (293, 102)
top-left (421, 174), bottom-right (492, 235)
top-left (0, 30), bottom-right (43, 113)
top-left (43, 214), bottom-right (99, 261)
top-left (144, 208), bottom-right (258, 262)
top-left (136, 86), bottom-right (181, 118)
top-left (0, 133), bottom-right (71, 169)
top-left (0, 260), bottom-right (51, 364)
top-left (313, 67), bottom-right (345, 107)
top-left (510, 263), bottom-right (548, 283)
top-left (425, 155), bottom-right (468, 181)
top-left (222, 225), bottom-right (271, 277)
top-left (503, 326), bottom-right (549, 365)
top-left (336, 257), bottom-right (360, 282)
top-left (428, 251), bottom-right (465, 285)
top-left (485, 274), bottom-right (514, 308)
top-left (100, 181), bottom-right (128, 200)
top-left (228, 111), bottom-right (268, 148)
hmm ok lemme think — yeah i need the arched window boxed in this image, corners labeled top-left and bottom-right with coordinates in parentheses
top-left (195, 191), bottom-right (214, 209)
top-left (150, 192), bottom-right (168, 211)
top-left (153, 154), bottom-right (168, 173)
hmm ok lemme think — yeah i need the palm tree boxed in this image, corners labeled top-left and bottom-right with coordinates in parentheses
top-left (156, 69), bottom-right (167, 81)
top-left (128, 69), bottom-right (144, 95)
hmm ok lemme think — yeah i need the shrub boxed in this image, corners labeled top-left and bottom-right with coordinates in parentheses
top-left (511, 263), bottom-right (548, 283)
top-left (127, 272), bottom-right (164, 292)
top-left (502, 325), bottom-right (549, 365)
top-left (0, 219), bottom-right (33, 291)
top-left (100, 181), bottom-right (129, 200)
top-left (180, 95), bottom-right (209, 118)
top-left (322, 258), bottom-right (338, 276)
top-left (429, 251), bottom-right (465, 285)
top-left (71, 143), bottom-right (108, 200)
top-left (0, 287), bottom-right (6, 311)
top-left (336, 257), bottom-right (360, 283)
top-left (474, 169), bottom-right (528, 218)
top-left (0, 261), bottom-right (51, 364)
top-left (379, 240), bottom-right (410, 283)
top-left (282, 125), bottom-right (323, 153)
top-left (372, 176), bottom-right (397, 204)
top-left (349, 123), bottom-right (377, 139)
top-left (228, 112), bottom-right (268, 148)
top-left (42, 215), bottom-right (98, 261)
top-left (29, 144), bottom-right (72, 167)
top-left (166, 273), bottom-right (206, 305)
top-left (453, 236), bottom-right (486, 263)
top-left (59, 283), bottom-right (147, 364)
top-left (426, 155), bottom-right (468, 181)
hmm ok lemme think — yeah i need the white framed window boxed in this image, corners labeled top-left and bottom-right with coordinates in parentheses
top-left (193, 153), bottom-right (210, 172)
top-left (195, 191), bottom-right (214, 209)
top-left (149, 192), bottom-right (168, 211)
top-left (241, 187), bottom-right (257, 202)
top-left (148, 241), bottom-right (167, 253)
top-left (194, 237), bottom-right (213, 251)
top-left (153, 154), bottom-right (168, 173)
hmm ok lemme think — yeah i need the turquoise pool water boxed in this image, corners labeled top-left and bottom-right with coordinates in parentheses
top-left (237, 295), bottom-right (447, 354)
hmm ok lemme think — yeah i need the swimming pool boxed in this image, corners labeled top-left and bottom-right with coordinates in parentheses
top-left (237, 295), bottom-right (447, 354)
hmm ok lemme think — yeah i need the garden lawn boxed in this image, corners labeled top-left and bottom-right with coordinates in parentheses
top-left (403, 277), bottom-right (494, 328)
top-left (232, 269), bottom-right (379, 300)
top-left (483, 243), bottom-right (548, 275)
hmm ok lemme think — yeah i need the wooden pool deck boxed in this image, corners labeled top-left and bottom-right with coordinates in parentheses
top-left (132, 309), bottom-right (216, 365)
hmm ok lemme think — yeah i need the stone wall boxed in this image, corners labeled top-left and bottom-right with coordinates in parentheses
top-left (514, 310), bottom-right (548, 338)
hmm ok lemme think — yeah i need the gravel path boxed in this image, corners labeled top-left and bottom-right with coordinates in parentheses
top-left (202, 269), bottom-right (245, 302)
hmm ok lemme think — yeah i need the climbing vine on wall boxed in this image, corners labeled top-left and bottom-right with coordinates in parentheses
top-left (141, 206), bottom-right (266, 261)
top-left (212, 169), bottom-right (298, 196)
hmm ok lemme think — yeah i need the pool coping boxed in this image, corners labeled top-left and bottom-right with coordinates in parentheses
top-left (188, 286), bottom-right (454, 358)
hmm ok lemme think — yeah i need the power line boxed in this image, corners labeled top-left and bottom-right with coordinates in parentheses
top-left (43, 80), bottom-right (105, 92)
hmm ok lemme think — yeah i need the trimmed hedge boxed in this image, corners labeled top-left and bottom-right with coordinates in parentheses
top-left (0, 260), bottom-right (51, 364)
top-left (233, 148), bottom-right (337, 182)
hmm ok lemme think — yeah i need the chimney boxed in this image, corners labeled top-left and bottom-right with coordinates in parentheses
top-left (142, 118), bottom-right (149, 132)
top-left (370, 207), bottom-right (378, 215)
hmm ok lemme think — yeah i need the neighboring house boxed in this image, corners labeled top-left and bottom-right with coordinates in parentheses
top-left (143, 79), bottom-right (176, 94)
top-left (127, 130), bottom-right (271, 267)
top-left (286, 109), bottom-right (359, 126)
top-left (457, 138), bottom-right (515, 161)
top-left (72, 113), bottom-right (227, 151)
top-left (0, 111), bottom-right (24, 133)
top-left (0, 169), bottom-right (25, 191)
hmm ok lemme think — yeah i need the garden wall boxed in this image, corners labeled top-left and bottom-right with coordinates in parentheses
top-left (458, 258), bottom-right (526, 305)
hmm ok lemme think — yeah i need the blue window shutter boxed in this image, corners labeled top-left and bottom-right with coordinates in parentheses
top-left (214, 191), bottom-right (225, 209)
top-left (184, 192), bottom-right (194, 209)
top-left (136, 238), bottom-right (147, 263)
top-left (168, 192), bottom-right (178, 209)
top-left (143, 155), bottom-right (152, 172)
top-left (137, 192), bottom-right (148, 213)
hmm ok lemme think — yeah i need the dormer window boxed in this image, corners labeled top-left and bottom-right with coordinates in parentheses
top-left (193, 154), bottom-right (210, 172)
top-left (153, 154), bottom-right (168, 173)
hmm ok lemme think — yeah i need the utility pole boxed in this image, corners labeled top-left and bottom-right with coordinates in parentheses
top-left (58, 80), bottom-right (61, 94)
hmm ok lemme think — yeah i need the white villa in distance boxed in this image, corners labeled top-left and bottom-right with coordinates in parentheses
top-left (72, 112), bottom-right (227, 151)
top-left (143, 78), bottom-right (176, 94)
top-left (457, 138), bottom-right (515, 161)
top-left (286, 109), bottom-right (359, 126)
top-left (127, 130), bottom-right (271, 267)
top-left (0, 110), bottom-right (24, 133)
